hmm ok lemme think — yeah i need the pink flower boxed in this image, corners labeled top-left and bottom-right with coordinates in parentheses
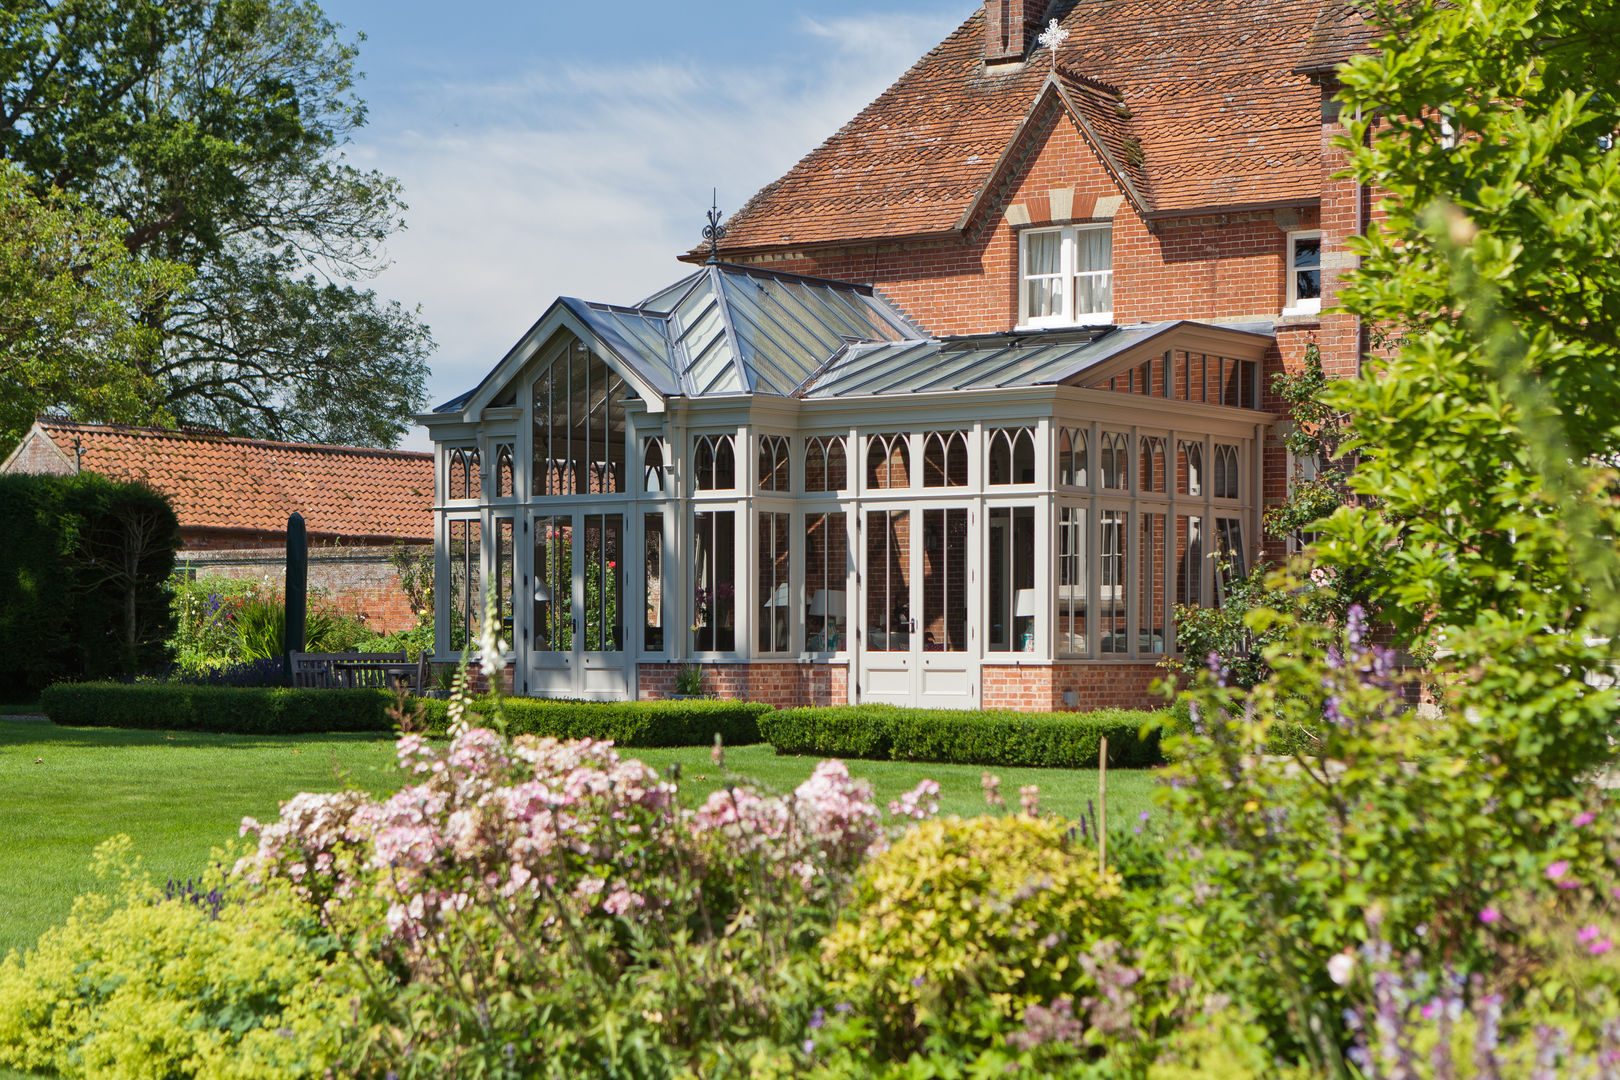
top-left (1591, 938), bottom-right (1614, 957)
top-left (888, 779), bottom-right (941, 821)
top-left (1546, 860), bottom-right (1580, 888)
top-left (1574, 811), bottom-right (1596, 828)
top-left (1020, 785), bottom-right (1041, 817)
top-left (981, 772), bottom-right (1005, 808)
top-left (1478, 907), bottom-right (1501, 925)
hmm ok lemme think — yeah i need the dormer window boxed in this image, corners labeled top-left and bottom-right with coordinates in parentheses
top-left (1285, 230), bottom-right (1322, 316)
top-left (1019, 225), bottom-right (1113, 327)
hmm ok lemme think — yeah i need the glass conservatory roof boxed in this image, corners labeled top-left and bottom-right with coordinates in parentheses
top-left (433, 262), bottom-right (1275, 412)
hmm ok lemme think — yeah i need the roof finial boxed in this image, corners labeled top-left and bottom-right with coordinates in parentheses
top-left (702, 188), bottom-right (727, 264)
top-left (1037, 18), bottom-right (1069, 71)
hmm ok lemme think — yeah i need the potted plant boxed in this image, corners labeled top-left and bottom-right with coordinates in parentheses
top-left (668, 663), bottom-right (705, 700)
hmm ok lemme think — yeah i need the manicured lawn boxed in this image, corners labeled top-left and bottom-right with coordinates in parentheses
top-left (0, 719), bottom-right (1163, 961)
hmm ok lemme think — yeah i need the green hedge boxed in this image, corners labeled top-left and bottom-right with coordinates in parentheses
top-left (415, 696), bottom-right (770, 747)
top-left (759, 704), bottom-right (1169, 769)
top-left (41, 682), bottom-right (396, 734)
top-left (41, 683), bottom-right (770, 745)
top-left (1, 473), bottom-right (180, 699)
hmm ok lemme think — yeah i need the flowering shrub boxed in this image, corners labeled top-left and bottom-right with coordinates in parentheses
top-left (0, 837), bottom-right (344, 1079)
top-left (234, 700), bottom-right (889, 1077)
top-left (816, 814), bottom-right (1125, 1062)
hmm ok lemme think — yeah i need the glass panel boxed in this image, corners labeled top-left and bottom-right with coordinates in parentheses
top-left (865, 509), bottom-right (910, 652)
top-left (695, 435), bottom-right (735, 491)
top-left (806, 512), bottom-right (848, 651)
top-left (568, 341), bottom-right (589, 494)
top-left (448, 519), bottom-right (479, 651)
top-left (530, 368), bottom-right (551, 496)
top-left (1074, 227), bottom-right (1113, 315)
top-left (1102, 432), bottom-right (1129, 490)
top-left (759, 436), bottom-right (789, 492)
top-left (532, 515), bottom-right (571, 651)
top-left (1216, 517), bottom-right (1246, 602)
top-left (757, 512), bottom-right (791, 653)
top-left (449, 449), bottom-right (467, 500)
top-left (806, 436), bottom-right (847, 492)
top-left (605, 375), bottom-right (626, 493)
top-left (923, 431), bottom-right (968, 487)
top-left (1140, 436), bottom-right (1166, 494)
top-left (1012, 429), bottom-right (1035, 484)
top-left (867, 434), bottom-right (908, 489)
top-left (826, 437), bottom-right (847, 490)
top-left (582, 514), bottom-right (623, 652)
top-left (1024, 231), bottom-right (1063, 319)
top-left (643, 514), bottom-right (665, 652)
top-left (921, 508), bottom-right (967, 652)
top-left (1293, 237), bottom-right (1322, 301)
top-left (1058, 428), bottom-right (1073, 486)
top-left (643, 439), bottom-right (666, 494)
top-left (693, 511), bottom-right (735, 652)
top-left (1215, 445), bottom-right (1240, 499)
top-left (1223, 357), bottom-right (1243, 408)
top-left (988, 430), bottom-right (1010, 485)
top-left (1175, 514), bottom-right (1204, 612)
top-left (1138, 512), bottom-right (1166, 655)
top-left (496, 519), bottom-right (514, 648)
top-left (495, 445), bottom-right (514, 498)
top-left (1178, 441), bottom-right (1204, 496)
top-left (988, 506), bottom-right (1036, 652)
top-left (1099, 510), bottom-right (1128, 653)
top-left (1057, 506), bottom-right (1089, 656)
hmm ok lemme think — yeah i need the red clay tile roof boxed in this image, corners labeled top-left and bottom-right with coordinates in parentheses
top-left (35, 419), bottom-right (433, 542)
top-left (1295, 0), bottom-right (1378, 75)
top-left (709, 0), bottom-right (1325, 255)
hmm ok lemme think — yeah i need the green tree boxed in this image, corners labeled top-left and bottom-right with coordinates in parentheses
top-left (0, 160), bottom-right (189, 454)
top-left (0, 0), bottom-right (432, 446)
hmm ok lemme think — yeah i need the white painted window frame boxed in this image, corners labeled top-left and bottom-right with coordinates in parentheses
top-left (1284, 229), bottom-right (1323, 317)
top-left (1018, 224), bottom-right (1115, 328)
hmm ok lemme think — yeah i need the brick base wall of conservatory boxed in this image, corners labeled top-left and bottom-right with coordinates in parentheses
top-left (639, 662), bottom-right (850, 707)
top-left (980, 663), bottom-right (1166, 712)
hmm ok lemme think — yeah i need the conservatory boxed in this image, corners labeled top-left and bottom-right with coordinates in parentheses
top-left (420, 263), bottom-right (1272, 710)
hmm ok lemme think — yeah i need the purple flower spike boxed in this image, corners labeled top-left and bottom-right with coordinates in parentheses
top-left (1346, 604), bottom-right (1366, 646)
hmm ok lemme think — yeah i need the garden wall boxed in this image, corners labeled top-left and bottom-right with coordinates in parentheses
top-left (176, 543), bottom-right (426, 633)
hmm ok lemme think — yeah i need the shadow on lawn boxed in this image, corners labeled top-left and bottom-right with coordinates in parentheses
top-left (0, 718), bottom-right (398, 752)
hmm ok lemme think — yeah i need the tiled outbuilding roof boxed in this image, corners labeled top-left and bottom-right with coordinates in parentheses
top-left (22, 419), bottom-right (432, 542)
top-left (709, 0), bottom-right (1325, 255)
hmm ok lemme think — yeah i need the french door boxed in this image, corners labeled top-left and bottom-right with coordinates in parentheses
top-left (860, 505), bottom-right (977, 707)
top-left (528, 510), bottom-right (633, 699)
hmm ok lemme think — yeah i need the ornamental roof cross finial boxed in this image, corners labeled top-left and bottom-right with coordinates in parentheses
top-left (1037, 18), bottom-right (1069, 70)
top-left (702, 188), bottom-right (727, 264)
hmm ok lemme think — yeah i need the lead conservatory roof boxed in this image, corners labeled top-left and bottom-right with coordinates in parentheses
top-left (430, 263), bottom-right (1276, 415)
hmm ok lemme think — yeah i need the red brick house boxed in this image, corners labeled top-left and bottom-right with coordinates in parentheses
top-left (1, 418), bottom-right (433, 631)
top-left (421, 0), bottom-right (1374, 708)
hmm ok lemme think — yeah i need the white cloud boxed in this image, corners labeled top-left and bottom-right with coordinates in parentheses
top-left (353, 7), bottom-right (963, 450)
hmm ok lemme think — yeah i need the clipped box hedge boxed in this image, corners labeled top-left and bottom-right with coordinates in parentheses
top-left (759, 704), bottom-right (1169, 769)
top-left (415, 696), bottom-right (771, 748)
top-left (40, 682), bottom-right (397, 734)
top-left (40, 682), bottom-right (771, 746)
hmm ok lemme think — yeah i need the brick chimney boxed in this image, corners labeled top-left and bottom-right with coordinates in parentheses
top-left (984, 0), bottom-right (1045, 63)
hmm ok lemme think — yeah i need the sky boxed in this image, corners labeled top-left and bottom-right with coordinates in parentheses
top-left (315, 0), bottom-right (969, 450)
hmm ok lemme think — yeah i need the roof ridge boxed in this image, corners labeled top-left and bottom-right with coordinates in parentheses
top-left (37, 418), bottom-right (430, 460)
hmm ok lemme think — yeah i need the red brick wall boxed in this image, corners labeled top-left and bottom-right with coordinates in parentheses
top-left (177, 544), bottom-right (426, 633)
top-left (638, 662), bottom-right (849, 708)
top-left (1, 431), bottom-right (73, 475)
top-left (981, 663), bottom-right (1167, 711)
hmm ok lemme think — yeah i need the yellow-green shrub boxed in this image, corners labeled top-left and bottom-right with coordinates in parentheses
top-left (0, 836), bottom-right (346, 1079)
top-left (819, 815), bottom-right (1124, 1056)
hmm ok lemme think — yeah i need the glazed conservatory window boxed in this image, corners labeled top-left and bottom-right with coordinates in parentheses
top-left (493, 444), bottom-right (514, 498)
top-left (530, 341), bottom-right (628, 496)
top-left (1177, 441), bottom-right (1204, 496)
top-left (758, 435), bottom-right (790, 492)
top-left (693, 435), bottom-right (736, 491)
top-left (987, 428), bottom-right (1036, 485)
top-left (1100, 431), bottom-right (1129, 491)
top-left (447, 519), bottom-right (481, 650)
top-left (987, 506), bottom-right (1036, 652)
top-left (532, 516), bottom-right (571, 652)
top-left (1139, 436), bottom-right (1167, 494)
top-left (1056, 506), bottom-right (1089, 656)
top-left (1058, 427), bottom-right (1089, 487)
top-left (1214, 444), bottom-right (1241, 500)
top-left (644, 514), bottom-right (665, 652)
top-left (693, 511), bottom-right (735, 652)
top-left (757, 512), bottom-right (791, 653)
top-left (1020, 225), bottom-right (1113, 326)
top-left (642, 439), bottom-right (668, 494)
top-left (923, 431), bottom-right (968, 487)
top-left (1285, 231), bottom-right (1322, 315)
top-left (448, 447), bottom-right (480, 501)
top-left (866, 433), bottom-right (909, 489)
top-left (805, 512), bottom-right (848, 651)
top-left (805, 436), bottom-right (847, 492)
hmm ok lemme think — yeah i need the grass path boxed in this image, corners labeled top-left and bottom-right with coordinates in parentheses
top-left (0, 719), bottom-right (1163, 960)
